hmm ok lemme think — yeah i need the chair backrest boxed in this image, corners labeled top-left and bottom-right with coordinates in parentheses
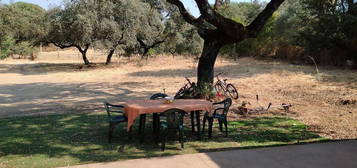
top-left (160, 108), bottom-right (186, 129)
top-left (214, 98), bottom-right (232, 116)
top-left (150, 93), bottom-right (168, 100)
top-left (223, 98), bottom-right (232, 115)
top-left (103, 102), bottom-right (124, 119)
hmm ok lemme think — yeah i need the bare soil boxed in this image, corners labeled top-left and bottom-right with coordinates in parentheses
top-left (0, 50), bottom-right (356, 139)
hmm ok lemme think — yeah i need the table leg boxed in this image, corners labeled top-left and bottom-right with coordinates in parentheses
top-left (153, 113), bottom-right (158, 134)
top-left (128, 126), bottom-right (133, 141)
top-left (195, 110), bottom-right (201, 140)
top-left (208, 117), bottom-right (213, 139)
top-left (139, 114), bottom-right (146, 143)
top-left (190, 111), bottom-right (195, 132)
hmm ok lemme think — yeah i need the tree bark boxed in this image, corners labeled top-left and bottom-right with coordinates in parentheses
top-left (53, 42), bottom-right (91, 65)
top-left (137, 38), bottom-right (166, 60)
top-left (197, 39), bottom-right (222, 89)
top-left (76, 44), bottom-right (90, 65)
top-left (142, 48), bottom-right (149, 60)
top-left (106, 48), bottom-right (115, 65)
top-left (80, 51), bottom-right (90, 65)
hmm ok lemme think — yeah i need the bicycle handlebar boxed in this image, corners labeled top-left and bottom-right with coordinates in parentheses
top-left (185, 77), bottom-right (191, 84)
top-left (215, 72), bottom-right (224, 77)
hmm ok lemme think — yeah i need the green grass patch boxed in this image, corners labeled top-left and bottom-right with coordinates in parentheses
top-left (0, 113), bottom-right (326, 168)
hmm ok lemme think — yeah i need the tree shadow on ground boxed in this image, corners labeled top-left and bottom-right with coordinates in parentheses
top-left (0, 63), bottom-right (123, 75)
top-left (0, 82), bottom-right (156, 117)
top-left (0, 114), bottom-right (325, 168)
top-left (0, 63), bottom-right (82, 75)
top-left (126, 58), bottom-right (357, 89)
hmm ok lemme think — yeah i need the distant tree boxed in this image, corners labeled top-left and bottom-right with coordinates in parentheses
top-left (134, 0), bottom-right (166, 59)
top-left (0, 2), bottom-right (45, 59)
top-left (45, 0), bottom-right (98, 65)
top-left (94, 0), bottom-right (166, 64)
top-left (296, 0), bottom-right (355, 49)
top-left (93, 0), bottom-right (125, 64)
top-left (0, 2), bottom-right (46, 43)
top-left (159, 6), bottom-right (203, 56)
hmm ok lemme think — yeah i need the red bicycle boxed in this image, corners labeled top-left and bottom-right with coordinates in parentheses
top-left (214, 72), bottom-right (239, 99)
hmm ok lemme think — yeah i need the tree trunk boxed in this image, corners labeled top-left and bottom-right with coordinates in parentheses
top-left (141, 48), bottom-right (149, 60)
top-left (81, 51), bottom-right (90, 65)
top-left (76, 45), bottom-right (90, 65)
top-left (106, 48), bottom-right (115, 65)
top-left (197, 40), bottom-right (223, 89)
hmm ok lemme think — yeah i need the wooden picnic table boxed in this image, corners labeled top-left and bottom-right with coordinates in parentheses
top-left (123, 99), bottom-right (213, 139)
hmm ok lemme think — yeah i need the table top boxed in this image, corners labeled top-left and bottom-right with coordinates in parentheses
top-left (123, 99), bottom-right (213, 131)
top-left (124, 99), bottom-right (212, 114)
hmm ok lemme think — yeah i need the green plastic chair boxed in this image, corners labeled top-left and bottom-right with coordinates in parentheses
top-left (157, 108), bottom-right (187, 151)
top-left (103, 102), bottom-right (130, 143)
top-left (202, 98), bottom-right (232, 138)
top-left (138, 93), bottom-right (168, 143)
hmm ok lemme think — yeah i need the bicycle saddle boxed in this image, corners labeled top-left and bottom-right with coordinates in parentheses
top-left (223, 79), bottom-right (228, 82)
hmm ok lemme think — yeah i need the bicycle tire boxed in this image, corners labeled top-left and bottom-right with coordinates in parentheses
top-left (174, 87), bottom-right (186, 99)
top-left (226, 84), bottom-right (239, 99)
top-left (214, 83), bottom-right (225, 96)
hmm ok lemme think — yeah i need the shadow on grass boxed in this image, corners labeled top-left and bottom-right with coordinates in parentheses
top-left (0, 114), bottom-right (326, 168)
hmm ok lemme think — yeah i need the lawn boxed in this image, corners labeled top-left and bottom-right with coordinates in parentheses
top-left (0, 112), bottom-right (326, 168)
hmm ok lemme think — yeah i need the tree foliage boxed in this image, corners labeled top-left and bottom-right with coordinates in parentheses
top-left (0, 2), bottom-right (44, 59)
top-left (45, 0), bottom-right (168, 64)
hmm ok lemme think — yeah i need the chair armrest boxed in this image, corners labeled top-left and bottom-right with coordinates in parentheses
top-left (213, 100), bottom-right (225, 105)
top-left (105, 102), bottom-right (124, 108)
top-left (213, 108), bottom-right (225, 115)
top-left (104, 102), bottom-right (125, 114)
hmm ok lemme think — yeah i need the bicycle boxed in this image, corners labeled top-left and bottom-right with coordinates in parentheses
top-left (174, 77), bottom-right (196, 99)
top-left (214, 72), bottom-right (239, 99)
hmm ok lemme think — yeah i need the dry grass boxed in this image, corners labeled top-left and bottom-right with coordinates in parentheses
top-left (0, 49), bottom-right (356, 139)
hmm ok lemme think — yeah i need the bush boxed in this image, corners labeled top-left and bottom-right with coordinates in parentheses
top-left (0, 36), bottom-right (36, 59)
top-left (0, 36), bottom-right (15, 59)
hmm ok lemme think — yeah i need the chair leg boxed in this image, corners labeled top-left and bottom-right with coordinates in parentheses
top-left (208, 117), bottom-right (213, 139)
top-left (155, 123), bottom-right (160, 144)
top-left (190, 111), bottom-right (195, 132)
top-left (195, 111), bottom-right (201, 140)
top-left (202, 115), bottom-right (207, 133)
top-left (179, 127), bottom-right (184, 149)
top-left (140, 114), bottom-right (146, 143)
top-left (108, 122), bottom-right (116, 143)
top-left (218, 119), bottom-right (223, 132)
top-left (224, 118), bottom-right (228, 137)
top-left (153, 113), bottom-right (158, 134)
top-left (128, 126), bottom-right (133, 141)
top-left (139, 114), bottom-right (146, 134)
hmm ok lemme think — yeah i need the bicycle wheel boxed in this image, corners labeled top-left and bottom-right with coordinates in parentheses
top-left (226, 84), bottom-right (239, 99)
top-left (174, 86), bottom-right (187, 99)
top-left (214, 83), bottom-right (225, 96)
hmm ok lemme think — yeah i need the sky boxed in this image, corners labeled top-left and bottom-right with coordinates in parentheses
top-left (1, 0), bottom-right (253, 17)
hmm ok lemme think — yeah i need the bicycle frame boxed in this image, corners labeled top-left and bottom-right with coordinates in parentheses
top-left (215, 75), bottom-right (228, 91)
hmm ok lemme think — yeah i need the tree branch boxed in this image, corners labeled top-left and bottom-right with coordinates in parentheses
top-left (167, 0), bottom-right (205, 29)
top-left (193, 0), bottom-right (246, 41)
top-left (137, 38), bottom-right (147, 50)
top-left (194, 0), bottom-right (227, 28)
top-left (247, 0), bottom-right (285, 38)
top-left (52, 42), bottom-right (75, 49)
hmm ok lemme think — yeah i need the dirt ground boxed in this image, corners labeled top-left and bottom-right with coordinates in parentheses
top-left (0, 49), bottom-right (356, 139)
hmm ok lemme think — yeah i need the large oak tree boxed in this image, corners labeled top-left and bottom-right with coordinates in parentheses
top-left (167, 0), bottom-right (285, 89)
